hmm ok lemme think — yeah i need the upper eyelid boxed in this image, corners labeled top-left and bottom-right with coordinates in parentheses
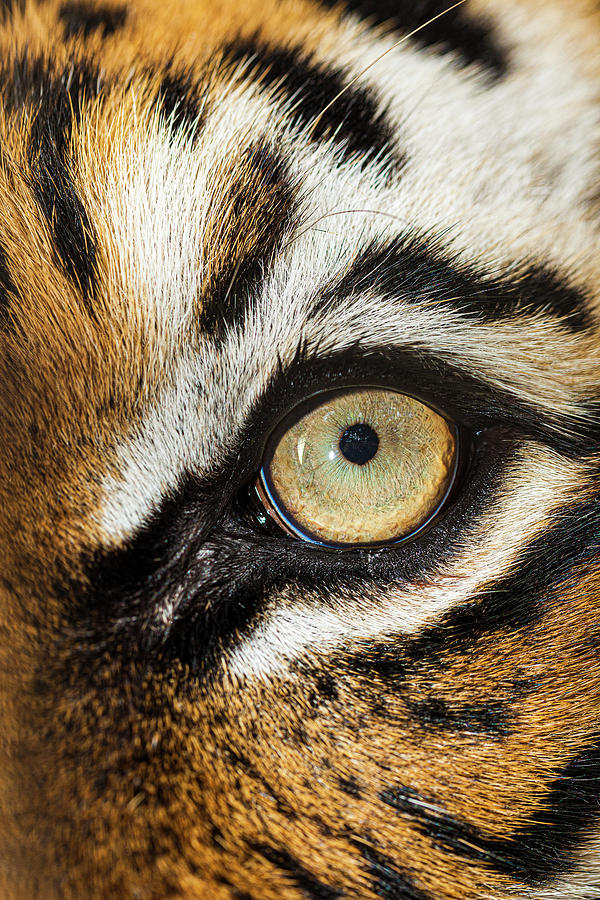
top-left (237, 346), bottom-right (591, 466)
top-left (297, 300), bottom-right (590, 420)
top-left (237, 280), bottom-right (592, 456)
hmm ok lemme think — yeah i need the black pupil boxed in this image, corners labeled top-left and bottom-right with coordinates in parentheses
top-left (339, 422), bottom-right (379, 465)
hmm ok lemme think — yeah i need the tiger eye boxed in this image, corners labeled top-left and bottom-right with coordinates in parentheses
top-left (257, 388), bottom-right (458, 547)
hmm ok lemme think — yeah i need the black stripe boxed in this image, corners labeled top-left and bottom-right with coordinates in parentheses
top-left (224, 39), bottom-right (402, 172)
top-left (380, 740), bottom-right (600, 885)
top-left (406, 491), bottom-right (600, 664)
top-left (154, 64), bottom-right (207, 136)
top-left (59, 1), bottom-right (127, 38)
top-left (32, 154), bottom-right (99, 304)
top-left (338, 775), bottom-right (363, 797)
top-left (355, 843), bottom-right (432, 899)
top-left (251, 843), bottom-right (343, 899)
top-left (0, 51), bottom-right (69, 113)
top-left (380, 785), bottom-right (515, 871)
top-left (0, 242), bottom-right (18, 330)
top-left (200, 143), bottom-right (298, 334)
top-left (404, 697), bottom-right (510, 737)
top-left (317, 0), bottom-right (508, 80)
top-left (342, 492), bottom-right (600, 685)
top-left (72, 473), bottom-right (265, 663)
top-left (0, 53), bottom-right (103, 304)
top-left (317, 236), bottom-right (592, 333)
top-left (0, 52), bottom-right (103, 133)
top-left (314, 674), bottom-right (339, 703)
top-left (509, 736), bottom-right (600, 883)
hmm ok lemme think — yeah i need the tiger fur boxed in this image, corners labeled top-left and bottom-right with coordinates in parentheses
top-left (0, 0), bottom-right (600, 897)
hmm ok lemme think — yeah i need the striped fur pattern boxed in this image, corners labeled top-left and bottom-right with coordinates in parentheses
top-left (0, 0), bottom-right (599, 896)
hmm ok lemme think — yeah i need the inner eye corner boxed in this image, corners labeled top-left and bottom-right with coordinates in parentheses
top-left (246, 385), bottom-right (464, 551)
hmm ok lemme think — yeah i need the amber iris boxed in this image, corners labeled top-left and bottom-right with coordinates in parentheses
top-left (257, 387), bottom-right (458, 547)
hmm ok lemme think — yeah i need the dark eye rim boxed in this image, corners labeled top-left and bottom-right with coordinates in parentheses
top-left (250, 385), bottom-right (464, 551)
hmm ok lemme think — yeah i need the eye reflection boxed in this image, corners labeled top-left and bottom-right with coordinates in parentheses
top-left (256, 387), bottom-right (459, 548)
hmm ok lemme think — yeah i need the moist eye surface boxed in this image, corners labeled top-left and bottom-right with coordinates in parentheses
top-left (257, 387), bottom-right (458, 547)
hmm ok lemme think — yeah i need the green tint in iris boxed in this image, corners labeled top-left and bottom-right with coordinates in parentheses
top-left (258, 388), bottom-right (458, 547)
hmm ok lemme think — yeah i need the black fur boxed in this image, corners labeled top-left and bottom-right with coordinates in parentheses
top-left (0, 50), bottom-right (101, 114)
top-left (317, 236), bottom-right (592, 333)
top-left (155, 64), bottom-right (208, 135)
top-left (256, 346), bottom-right (600, 465)
top-left (224, 39), bottom-right (403, 171)
top-left (405, 492), bottom-right (600, 663)
top-left (251, 844), bottom-right (344, 899)
top-left (0, 0), bottom-right (23, 21)
top-left (507, 735), bottom-right (600, 883)
top-left (0, 53), bottom-right (103, 305)
top-left (274, 347), bottom-right (600, 458)
top-left (404, 697), bottom-right (510, 737)
top-left (338, 775), bottom-right (363, 797)
top-left (200, 143), bottom-right (298, 334)
top-left (314, 674), bottom-right (339, 704)
top-left (59, 1), bottom-right (127, 38)
top-left (380, 741), bottom-right (600, 885)
top-left (357, 843), bottom-right (432, 899)
top-left (0, 242), bottom-right (18, 330)
top-left (339, 491), bottom-right (600, 692)
top-left (317, 0), bottom-right (508, 79)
